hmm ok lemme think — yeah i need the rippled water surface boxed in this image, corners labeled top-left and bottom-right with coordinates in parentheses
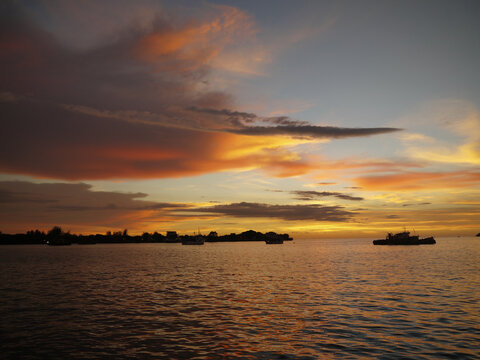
top-left (1, 238), bottom-right (479, 359)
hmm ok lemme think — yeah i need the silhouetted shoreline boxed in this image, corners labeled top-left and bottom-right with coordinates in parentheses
top-left (0, 227), bottom-right (292, 245)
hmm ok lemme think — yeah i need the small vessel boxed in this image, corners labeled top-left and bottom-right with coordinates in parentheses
top-left (265, 239), bottom-right (284, 244)
top-left (181, 235), bottom-right (205, 245)
top-left (418, 236), bottom-right (436, 244)
top-left (373, 231), bottom-right (435, 245)
top-left (46, 238), bottom-right (71, 246)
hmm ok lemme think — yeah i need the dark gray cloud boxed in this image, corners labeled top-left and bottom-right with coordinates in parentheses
top-left (187, 106), bottom-right (309, 127)
top-left (261, 117), bottom-right (309, 126)
top-left (191, 202), bottom-right (356, 222)
top-left (188, 106), bottom-right (400, 139)
top-left (0, 188), bottom-right (56, 204)
top-left (186, 107), bottom-right (258, 125)
top-left (0, 181), bottom-right (191, 231)
top-left (291, 190), bottom-right (364, 201)
top-left (402, 202), bottom-right (432, 207)
top-left (229, 125), bottom-right (401, 139)
top-left (0, 181), bottom-right (191, 211)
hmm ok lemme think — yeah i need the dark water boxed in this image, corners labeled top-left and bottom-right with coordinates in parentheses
top-left (1, 238), bottom-right (479, 359)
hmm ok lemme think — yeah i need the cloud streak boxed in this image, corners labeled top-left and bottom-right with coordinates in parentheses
top-left (188, 106), bottom-right (401, 139)
top-left (229, 124), bottom-right (401, 139)
top-left (291, 190), bottom-right (364, 201)
top-left (191, 202), bottom-right (356, 222)
top-left (402, 100), bottom-right (480, 167)
top-left (355, 170), bottom-right (480, 191)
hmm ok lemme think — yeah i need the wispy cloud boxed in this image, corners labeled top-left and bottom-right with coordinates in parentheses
top-left (400, 100), bottom-right (480, 166)
top-left (228, 124), bottom-right (401, 139)
top-left (401, 202), bottom-right (431, 207)
top-left (355, 170), bottom-right (480, 191)
top-left (186, 107), bottom-right (400, 139)
top-left (135, 3), bottom-right (262, 74)
top-left (291, 190), bottom-right (364, 201)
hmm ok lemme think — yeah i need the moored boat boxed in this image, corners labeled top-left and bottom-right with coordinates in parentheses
top-left (46, 238), bottom-right (72, 246)
top-left (418, 236), bottom-right (435, 244)
top-left (265, 239), bottom-right (284, 244)
top-left (373, 231), bottom-right (435, 245)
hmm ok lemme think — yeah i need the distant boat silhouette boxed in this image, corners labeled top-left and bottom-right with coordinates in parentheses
top-left (46, 238), bottom-right (71, 246)
top-left (373, 231), bottom-right (435, 245)
top-left (265, 238), bottom-right (284, 244)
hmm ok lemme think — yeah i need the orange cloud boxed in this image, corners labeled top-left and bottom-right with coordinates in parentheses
top-left (0, 99), bottom-right (318, 180)
top-left (319, 159), bottom-right (424, 172)
top-left (355, 171), bottom-right (480, 191)
top-left (135, 4), bottom-right (258, 73)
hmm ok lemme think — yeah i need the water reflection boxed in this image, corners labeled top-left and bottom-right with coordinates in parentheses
top-left (1, 238), bottom-right (479, 359)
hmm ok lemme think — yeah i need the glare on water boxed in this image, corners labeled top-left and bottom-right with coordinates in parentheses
top-left (1, 237), bottom-right (479, 359)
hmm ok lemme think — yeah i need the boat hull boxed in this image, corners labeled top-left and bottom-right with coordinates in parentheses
top-left (418, 236), bottom-right (436, 244)
top-left (373, 239), bottom-right (419, 245)
top-left (181, 241), bottom-right (204, 245)
top-left (373, 237), bottom-right (436, 245)
top-left (265, 240), bottom-right (284, 244)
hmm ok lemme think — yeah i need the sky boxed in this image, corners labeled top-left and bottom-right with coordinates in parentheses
top-left (1, 0), bottom-right (479, 238)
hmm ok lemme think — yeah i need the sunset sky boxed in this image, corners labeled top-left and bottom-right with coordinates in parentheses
top-left (1, 0), bottom-right (479, 238)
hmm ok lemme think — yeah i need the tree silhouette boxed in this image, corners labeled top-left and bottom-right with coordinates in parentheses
top-left (47, 226), bottom-right (63, 239)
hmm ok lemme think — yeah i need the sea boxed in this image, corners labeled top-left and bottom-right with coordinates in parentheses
top-left (1, 237), bottom-right (479, 359)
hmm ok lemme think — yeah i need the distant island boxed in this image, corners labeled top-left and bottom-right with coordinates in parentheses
top-left (477, 233), bottom-right (480, 237)
top-left (0, 227), bottom-right (292, 245)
